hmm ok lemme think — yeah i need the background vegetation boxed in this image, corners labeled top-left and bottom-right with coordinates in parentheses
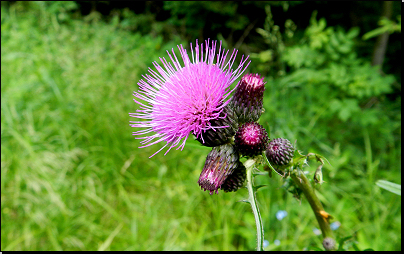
top-left (1, 1), bottom-right (401, 251)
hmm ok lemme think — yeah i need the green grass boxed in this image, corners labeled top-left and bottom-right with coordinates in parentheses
top-left (1, 2), bottom-right (401, 251)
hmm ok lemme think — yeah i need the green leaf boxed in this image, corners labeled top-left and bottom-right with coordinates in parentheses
top-left (258, 50), bottom-right (273, 63)
top-left (290, 150), bottom-right (307, 168)
top-left (253, 171), bottom-right (269, 176)
top-left (313, 164), bottom-right (324, 184)
top-left (256, 28), bottom-right (271, 39)
top-left (346, 27), bottom-right (360, 39)
top-left (362, 27), bottom-right (389, 40)
top-left (352, 243), bottom-right (361, 251)
top-left (307, 246), bottom-right (324, 251)
top-left (338, 235), bottom-right (354, 251)
top-left (376, 180), bottom-right (401, 196)
top-left (253, 185), bottom-right (268, 192)
top-left (362, 16), bottom-right (401, 40)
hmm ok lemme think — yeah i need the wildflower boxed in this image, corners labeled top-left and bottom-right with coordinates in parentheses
top-left (232, 73), bottom-right (266, 124)
top-left (275, 210), bottom-right (288, 221)
top-left (330, 221), bottom-right (341, 230)
top-left (312, 227), bottom-right (322, 236)
top-left (198, 144), bottom-right (240, 194)
top-left (265, 138), bottom-right (294, 166)
top-left (130, 39), bottom-right (250, 157)
top-left (322, 237), bottom-right (336, 251)
top-left (235, 122), bottom-right (269, 157)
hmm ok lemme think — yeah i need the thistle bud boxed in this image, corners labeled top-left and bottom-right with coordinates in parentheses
top-left (198, 144), bottom-right (239, 194)
top-left (195, 104), bottom-right (237, 147)
top-left (265, 138), bottom-right (294, 166)
top-left (235, 122), bottom-right (269, 157)
top-left (232, 73), bottom-right (266, 124)
top-left (220, 162), bottom-right (246, 192)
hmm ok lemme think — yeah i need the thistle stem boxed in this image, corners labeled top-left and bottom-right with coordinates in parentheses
top-left (244, 159), bottom-right (264, 251)
top-left (290, 171), bottom-right (334, 239)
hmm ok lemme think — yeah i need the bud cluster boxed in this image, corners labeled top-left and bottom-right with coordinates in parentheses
top-left (196, 72), bottom-right (287, 194)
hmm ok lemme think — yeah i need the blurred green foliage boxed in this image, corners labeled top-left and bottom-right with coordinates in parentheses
top-left (1, 1), bottom-right (401, 251)
top-left (255, 8), bottom-right (400, 169)
top-left (363, 15), bottom-right (401, 40)
top-left (255, 6), bottom-right (401, 251)
top-left (376, 180), bottom-right (401, 196)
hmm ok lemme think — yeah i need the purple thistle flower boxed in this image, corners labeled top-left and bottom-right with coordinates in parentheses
top-left (129, 39), bottom-right (250, 157)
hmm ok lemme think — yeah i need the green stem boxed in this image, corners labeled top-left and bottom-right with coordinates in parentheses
top-left (244, 159), bottom-right (264, 251)
top-left (290, 171), bottom-right (334, 239)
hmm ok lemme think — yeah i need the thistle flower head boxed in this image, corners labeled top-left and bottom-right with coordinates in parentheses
top-left (130, 39), bottom-right (250, 157)
top-left (235, 122), bottom-right (269, 157)
top-left (198, 144), bottom-right (240, 194)
top-left (232, 73), bottom-right (266, 124)
top-left (265, 138), bottom-right (294, 166)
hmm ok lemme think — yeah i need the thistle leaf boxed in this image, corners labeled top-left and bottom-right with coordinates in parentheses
top-left (253, 185), bottom-right (268, 192)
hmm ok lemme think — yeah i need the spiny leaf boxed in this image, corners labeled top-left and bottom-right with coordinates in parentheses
top-left (313, 163), bottom-right (324, 184)
top-left (291, 150), bottom-right (307, 167)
